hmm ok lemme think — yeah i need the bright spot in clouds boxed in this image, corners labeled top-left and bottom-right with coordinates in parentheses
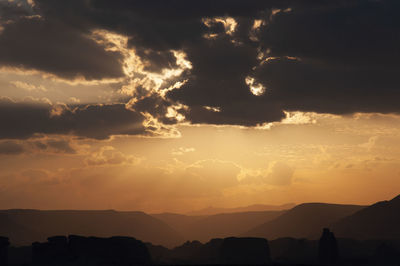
top-left (245, 76), bottom-right (266, 96)
top-left (202, 17), bottom-right (238, 36)
top-left (91, 30), bottom-right (192, 98)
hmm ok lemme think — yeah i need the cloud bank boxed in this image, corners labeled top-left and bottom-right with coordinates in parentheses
top-left (1, 0), bottom-right (399, 139)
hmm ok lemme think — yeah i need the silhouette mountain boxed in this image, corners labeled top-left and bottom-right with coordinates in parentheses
top-left (245, 203), bottom-right (364, 239)
top-left (186, 203), bottom-right (295, 215)
top-left (153, 210), bottom-right (284, 243)
top-left (0, 210), bottom-right (183, 248)
top-left (0, 213), bottom-right (41, 245)
top-left (151, 213), bottom-right (203, 238)
top-left (333, 194), bottom-right (400, 239)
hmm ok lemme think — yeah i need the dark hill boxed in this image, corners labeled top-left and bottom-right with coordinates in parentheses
top-left (186, 203), bottom-right (295, 215)
top-left (153, 210), bottom-right (284, 242)
top-left (0, 210), bottom-right (183, 248)
top-left (245, 203), bottom-right (364, 239)
top-left (0, 213), bottom-right (40, 245)
top-left (333, 194), bottom-right (400, 239)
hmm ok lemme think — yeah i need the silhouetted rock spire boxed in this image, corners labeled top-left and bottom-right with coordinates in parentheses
top-left (0, 237), bottom-right (9, 266)
top-left (318, 228), bottom-right (339, 264)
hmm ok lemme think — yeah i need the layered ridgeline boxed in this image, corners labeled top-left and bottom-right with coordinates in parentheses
top-left (2, 195), bottom-right (400, 250)
top-left (153, 210), bottom-right (285, 243)
top-left (333, 194), bottom-right (400, 239)
top-left (245, 203), bottom-right (365, 239)
top-left (0, 210), bottom-right (183, 248)
top-left (244, 194), bottom-right (400, 241)
top-left (185, 203), bottom-right (295, 216)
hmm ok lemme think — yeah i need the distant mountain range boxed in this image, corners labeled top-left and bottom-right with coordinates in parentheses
top-left (185, 203), bottom-right (296, 215)
top-left (245, 203), bottom-right (365, 239)
top-left (333, 194), bottom-right (400, 239)
top-left (2, 195), bottom-right (400, 249)
top-left (153, 210), bottom-right (285, 243)
top-left (0, 210), bottom-right (183, 248)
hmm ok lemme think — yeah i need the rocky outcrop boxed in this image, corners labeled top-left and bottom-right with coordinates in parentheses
top-left (318, 228), bottom-right (339, 264)
top-left (32, 235), bottom-right (151, 265)
top-left (219, 237), bottom-right (271, 264)
top-left (0, 237), bottom-right (9, 266)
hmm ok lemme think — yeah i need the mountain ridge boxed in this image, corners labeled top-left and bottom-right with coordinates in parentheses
top-left (244, 203), bottom-right (365, 240)
top-left (333, 194), bottom-right (400, 239)
top-left (0, 209), bottom-right (183, 248)
top-left (153, 210), bottom-right (285, 243)
top-left (185, 203), bottom-right (296, 216)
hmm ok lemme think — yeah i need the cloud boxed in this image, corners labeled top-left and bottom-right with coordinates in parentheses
top-left (0, 0), bottom-right (35, 23)
top-left (0, 97), bottom-right (147, 139)
top-left (167, 0), bottom-right (400, 125)
top-left (34, 139), bottom-right (77, 154)
top-left (0, 141), bottom-right (25, 155)
top-left (359, 136), bottom-right (378, 152)
top-left (21, 168), bottom-right (50, 181)
top-left (10, 81), bottom-right (47, 92)
top-left (0, 158), bottom-right (241, 210)
top-left (241, 162), bottom-right (294, 186)
top-left (267, 162), bottom-right (294, 186)
top-left (185, 160), bottom-right (240, 189)
top-left (172, 147), bottom-right (195, 156)
top-left (1, 0), bottom-right (400, 133)
top-left (0, 136), bottom-right (87, 155)
top-left (85, 146), bottom-right (140, 166)
top-left (0, 10), bottom-right (124, 80)
top-left (167, 35), bottom-right (285, 126)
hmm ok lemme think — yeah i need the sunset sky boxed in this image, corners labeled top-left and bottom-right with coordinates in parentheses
top-left (1, 0), bottom-right (400, 213)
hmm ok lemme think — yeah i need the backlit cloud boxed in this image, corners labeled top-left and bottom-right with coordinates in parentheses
top-left (1, 0), bottom-right (399, 139)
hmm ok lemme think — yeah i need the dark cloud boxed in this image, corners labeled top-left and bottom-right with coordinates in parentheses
top-left (133, 93), bottom-right (181, 125)
top-left (250, 0), bottom-right (400, 115)
top-left (258, 1), bottom-right (400, 68)
top-left (1, 0), bottom-right (400, 134)
top-left (0, 138), bottom-right (78, 155)
top-left (33, 139), bottom-right (76, 154)
top-left (135, 48), bottom-right (178, 73)
top-left (167, 35), bottom-right (285, 126)
top-left (0, 0), bottom-right (34, 23)
top-left (167, 0), bottom-right (400, 124)
top-left (253, 57), bottom-right (400, 115)
top-left (9, 0), bottom-right (337, 78)
top-left (0, 18), bottom-right (124, 80)
top-left (0, 98), bottom-right (147, 140)
top-left (0, 141), bottom-right (25, 155)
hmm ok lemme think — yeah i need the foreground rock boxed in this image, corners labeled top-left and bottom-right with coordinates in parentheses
top-left (32, 235), bottom-right (151, 265)
top-left (0, 237), bottom-right (9, 266)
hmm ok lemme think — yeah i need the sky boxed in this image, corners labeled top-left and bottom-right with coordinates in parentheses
top-left (0, 0), bottom-right (400, 213)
